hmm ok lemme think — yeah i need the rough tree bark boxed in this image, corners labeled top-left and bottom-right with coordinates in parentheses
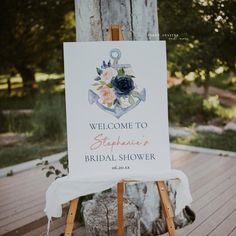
top-left (16, 65), bottom-right (36, 94)
top-left (74, 0), bottom-right (159, 41)
top-left (83, 193), bottom-right (140, 236)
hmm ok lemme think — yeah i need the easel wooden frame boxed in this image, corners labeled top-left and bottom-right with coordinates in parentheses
top-left (64, 25), bottom-right (176, 236)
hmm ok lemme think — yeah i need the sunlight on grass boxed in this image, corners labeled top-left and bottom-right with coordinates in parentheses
top-left (0, 73), bottom-right (65, 95)
top-left (0, 73), bottom-right (64, 84)
top-left (35, 72), bottom-right (64, 82)
top-left (217, 106), bottom-right (236, 119)
top-left (171, 130), bottom-right (236, 152)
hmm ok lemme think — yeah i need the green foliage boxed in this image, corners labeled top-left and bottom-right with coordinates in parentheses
top-left (202, 95), bottom-right (220, 118)
top-left (171, 130), bottom-right (236, 152)
top-left (168, 86), bottom-right (204, 125)
top-left (0, 95), bottom-right (35, 133)
top-left (38, 154), bottom-right (68, 179)
top-left (202, 95), bottom-right (236, 120)
top-left (37, 77), bottom-right (65, 94)
top-left (32, 94), bottom-right (66, 141)
top-left (0, 112), bottom-right (33, 133)
top-left (0, 0), bottom-right (75, 91)
top-left (158, 0), bottom-right (236, 89)
top-left (216, 105), bottom-right (236, 120)
top-left (0, 141), bottom-right (66, 168)
top-left (76, 194), bottom-right (94, 225)
top-left (118, 68), bottom-right (125, 76)
top-left (59, 154), bottom-right (69, 170)
top-left (168, 86), bottom-right (236, 125)
top-left (209, 73), bottom-right (236, 93)
top-left (0, 96), bottom-right (35, 110)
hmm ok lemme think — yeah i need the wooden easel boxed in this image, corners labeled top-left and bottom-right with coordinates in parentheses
top-left (64, 25), bottom-right (176, 236)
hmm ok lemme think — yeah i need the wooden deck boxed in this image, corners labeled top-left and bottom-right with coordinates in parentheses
top-left (1, 148), bottom-right (236, 235)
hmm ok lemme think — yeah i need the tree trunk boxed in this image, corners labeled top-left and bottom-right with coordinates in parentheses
top-left (227, 60), bottom-right (236, 76)
top-left (83, 193), bottom-right (140, 236)
top-left (17, 66), bottom-right (36, 94)
top-left (7, 77), bottom-right (11, 97)
top-left (203, 70), bottom-right (210, 98)
top-left (74, 0), bottom-right (159, 41)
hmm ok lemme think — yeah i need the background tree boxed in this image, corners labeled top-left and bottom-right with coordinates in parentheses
top-left (0, 0), bottom-right (75, 93)
top-left (158, 0), bottom-right (236, 97)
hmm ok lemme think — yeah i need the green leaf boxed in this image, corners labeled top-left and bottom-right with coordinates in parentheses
top-left (6, 170), bottom-right (14, 177)
top-left (131, 91), bottom-right (140, 97)
top-left (96, 68), bottom-right (103, 75)
top-left (99, 81), bottom-right (106, 85)
top-left (94, 76), bottom-right (101, 81)
top-left (46, 171), bottom-right (54, 178)
top-left (55, 169), bottom-right (61, 175)
top-left (92, 83), bottom-right (100, 86)
top-left (97, 85), bottom-right (103, 90)
top-left (128, 95), bottom-right (135, 105)
top-left (118, 68), bottom-right (125, 76)
top-left (107, 83), bottom-right (113, 88)
top-left (63, 163), bottom-right (68, 170)
top-left (126, 74), bottom-right (135, 78)
top-left (59, 155), bottom-right (68, 164)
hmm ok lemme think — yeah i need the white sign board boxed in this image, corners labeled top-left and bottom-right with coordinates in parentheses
top-left (64, 41), bottom-right (170, 181)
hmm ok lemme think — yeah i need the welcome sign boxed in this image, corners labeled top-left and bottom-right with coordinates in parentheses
top-left (64, 41), bottom-right (170, 181)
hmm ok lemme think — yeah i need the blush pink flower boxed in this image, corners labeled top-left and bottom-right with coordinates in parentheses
top-left (101, 67), bottom-right (118, 82)
top-left (100, 86), bottom-right (115, 105)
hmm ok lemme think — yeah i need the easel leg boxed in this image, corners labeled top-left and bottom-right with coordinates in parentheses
top-left (117, 182), bottom-right (124, 236)
top-left (64, 198), bottom-right (79, 236)
top-left (156, 181), bottom-right (176, 236)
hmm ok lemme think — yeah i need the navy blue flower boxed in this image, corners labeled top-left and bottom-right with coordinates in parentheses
top-left (111, 76), bottom-right (135, 96)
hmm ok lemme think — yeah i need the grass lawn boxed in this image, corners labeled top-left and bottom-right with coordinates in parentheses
top-left (171, 130), bottom-right (236, 152)
top-left (0, 141), bottom-right (67, 168)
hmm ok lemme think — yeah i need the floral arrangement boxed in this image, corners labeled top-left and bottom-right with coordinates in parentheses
top-left (91, 60), bottom-right (142, 109)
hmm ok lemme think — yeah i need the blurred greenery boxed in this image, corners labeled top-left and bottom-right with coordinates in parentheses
top-left (0, 92), bottom-right (67, 167)
top-left (0, 96), bottom-right (35, 110)
top-left (0, 0), bottom-right (75, 93)
top-left (209, 72), bottom-right (236, 93)
top-left (0, 93), bottom-right (67, 138)
top-left (32, 93), bottom-right (66, 141)
top-left (168, 86), bottom-right (204, 126)
top-left (168, 86), bottom-right (236, 126)
top-left (171, 130), bottom-right (236, 152)
top-left (158, 0), bottom-right (236, 96)
top-left (0, 141), bottom-right (66, 168)
top-left (0, 112), bottom-right (33, 133)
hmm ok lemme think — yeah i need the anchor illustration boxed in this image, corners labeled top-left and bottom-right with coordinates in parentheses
top-left (88, 48), bottom-right (146, 119)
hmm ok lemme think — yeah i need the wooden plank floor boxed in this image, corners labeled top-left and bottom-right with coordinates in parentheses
top-left (0, 149), bottom-right (236, 235)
